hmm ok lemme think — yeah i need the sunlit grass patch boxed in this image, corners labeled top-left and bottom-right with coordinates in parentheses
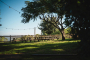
top-left (2, 45), bottom-right (9, 46)
top-left (14, 47), bottom-right (38, 50)
top-left (51, 49), bottom-right (64, 51)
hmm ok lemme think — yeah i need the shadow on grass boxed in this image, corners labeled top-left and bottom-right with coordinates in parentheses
top-left (57, 38), bottom-right (80, 41)
top-left (0, 39), bottom-right (82, 60)
top-left (20, 42), bottom-right (79, 60)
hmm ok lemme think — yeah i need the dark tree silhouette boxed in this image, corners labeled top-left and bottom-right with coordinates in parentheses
top-left (64, 0), bottom-right (90, 58)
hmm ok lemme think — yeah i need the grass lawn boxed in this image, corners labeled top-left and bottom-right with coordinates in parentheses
top-left (0, 38), bottom-right (85, 60)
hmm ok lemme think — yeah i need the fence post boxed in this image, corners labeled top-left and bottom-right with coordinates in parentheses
top-left (10, 35), bottom-right (11, 43)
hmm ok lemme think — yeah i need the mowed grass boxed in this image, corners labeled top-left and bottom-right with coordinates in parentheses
top-left (0, 38), bottom-right (82, 60)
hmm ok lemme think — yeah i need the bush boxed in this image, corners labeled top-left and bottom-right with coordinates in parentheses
top-left (36, 34), bottom-right (40, 36)
top-left (51, 31), bottom-right (61, 35)
top-left (0, 37), bottom-right (8, 41)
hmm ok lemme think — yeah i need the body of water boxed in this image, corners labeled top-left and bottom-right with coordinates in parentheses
top-left (5, 37), bottom-right (15, 41)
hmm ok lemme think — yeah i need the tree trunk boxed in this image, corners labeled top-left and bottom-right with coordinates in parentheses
top-left (59, 29), bottom-right (65, 40)
top-left (60, 17), bottom-right (65, 40)
top-left (62, 33), bottom-right (65, 40)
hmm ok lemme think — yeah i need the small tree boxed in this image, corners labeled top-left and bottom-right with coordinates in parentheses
top-left (38, 17), bottom-right (58, 35)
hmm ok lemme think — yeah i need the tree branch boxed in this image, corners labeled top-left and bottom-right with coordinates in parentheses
top-left (39, 15), bottom-right (61, 30)
top-left (51, 15), bottom-right (62, 26)
top-left (64, 25), bottom-right (68, 29)
top-left (44, 18), bottom-right (60, 29)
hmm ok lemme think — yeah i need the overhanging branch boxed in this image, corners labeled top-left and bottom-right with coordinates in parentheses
top-left (39, 15), bottom-right (61, 30)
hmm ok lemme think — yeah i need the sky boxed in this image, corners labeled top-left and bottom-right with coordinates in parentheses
top-left (0, 0), bottom-right (42, 35)
top-left (0, 0), bottom-right (66, 36)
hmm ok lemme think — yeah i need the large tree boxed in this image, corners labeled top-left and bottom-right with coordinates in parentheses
top-left (64, 0), bottom-right (90, 42)
top-left (63, 0), bottom-right (90, 58)
top-left (21, 0), bottom-right (67, 40)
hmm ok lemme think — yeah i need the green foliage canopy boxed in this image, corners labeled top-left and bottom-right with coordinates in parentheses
top-left (21, 0), bottom-right (66, 23)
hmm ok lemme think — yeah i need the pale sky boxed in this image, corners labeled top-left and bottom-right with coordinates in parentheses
top-left (0, 0), bottom-right (42, 35)
top-left (0, 0), bottom-right (65, 36)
